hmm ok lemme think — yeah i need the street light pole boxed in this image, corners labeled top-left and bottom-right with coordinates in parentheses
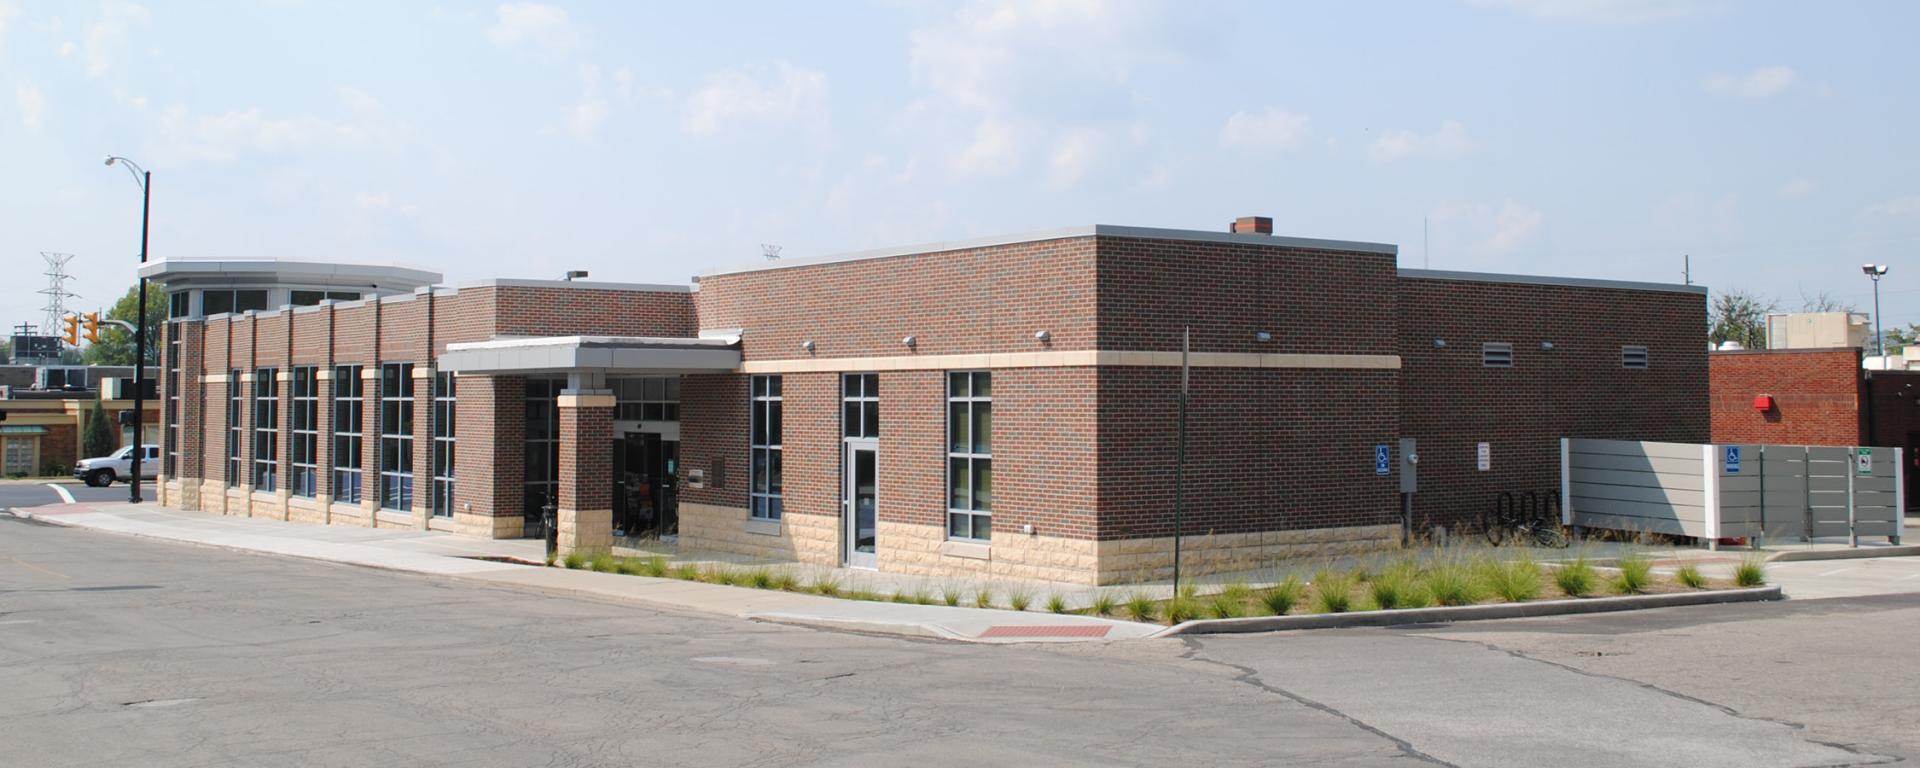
top-left (1863, 264), bottom-right (1889, 369)
top-left (106, 156), bottom-right (150, 504)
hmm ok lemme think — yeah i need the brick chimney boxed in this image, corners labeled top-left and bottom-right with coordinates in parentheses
top-left (1230, 216), bottom-right (1273, 235)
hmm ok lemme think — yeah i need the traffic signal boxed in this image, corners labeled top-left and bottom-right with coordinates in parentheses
top-left (61, 314), bottom-right (80, 346)
top-left (83, 312), bottom-right (102, 344)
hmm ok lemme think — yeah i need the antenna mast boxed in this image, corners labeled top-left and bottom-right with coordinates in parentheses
top-left (761, 244), bottom-right (783, 261)
top-left (39, 252), bottom-right (78, 334)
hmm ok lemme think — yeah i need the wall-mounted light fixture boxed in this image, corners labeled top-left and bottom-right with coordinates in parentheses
top-left (800, 340), bottom-right (815, 353)
top-left (563, 270), bottom-right (589, 281)
top-left (1255, 331), bottom-right (1273, 343)
top-left (902, 335), bottom-right (917, 349)
top-left (1034, 329), bottom-right (1051, 343)
top-left (1433, 339), bottom-right (1447, 348)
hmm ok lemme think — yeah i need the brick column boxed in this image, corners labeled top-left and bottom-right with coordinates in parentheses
top-left (454, 375), bottom-right (526, 539)
top-left (556, 388), bottom-right (614, 557)
top-left (171, 319), bottom-right (206, 510)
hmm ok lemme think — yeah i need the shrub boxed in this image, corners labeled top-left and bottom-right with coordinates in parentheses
top-left (615, 557), bottom-right (645, 576)
top-left (744, 568), bottom-right (775, 590)
top-left (562, 552), bottom-right (586, 570)
top-left (1735, 555), bottom-right (1767, 587)
top-left (544, 552), bottom-right (557, 568)
top-left (1369, 566), bottom-right (1420, 610)
top-left (1554, 557), bottom-right (1597, 597)
top-left (641, 556), bottom-right (669, 578)
top-left (589, 554), bottom-right (618, 573)
top-left (1262, 576), bottom-right (1305, 615)
top-left (1424, 563), bottom-right (1482, 606)
top-left (1221, 581), bottom-right (1254, 605)
top-left (1208, 593), bottom-right (1247, 619)
top-left (974, 588), bottom-right (995, 609)
top-left (1484, 555), bottom-right (1544, 603)
top-left (1046, 594), bottom-right (1068, 614)
top-left (701, 565), bottom-right (741, 586)
top-left (1675, 563), bottom-right (1707, 589)
top-left (1164, 596), bottom-right (1199, 625)
top-left (1090, 593), bottom-right (1117, 616)
top-left (1313, 574), bottom-right (1354, 613)
top-left (1125, 592), bottom-right (1157, 622)
top-left (671, 563), bottom-right (702, 582)
top-left (1613, 552), bottom-right (1653, 594)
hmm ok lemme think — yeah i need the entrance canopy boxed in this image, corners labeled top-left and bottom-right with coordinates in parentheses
top-left (439, 335), bottom-right (740, 375)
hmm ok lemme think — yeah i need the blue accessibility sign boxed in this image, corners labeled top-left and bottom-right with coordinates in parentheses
top-left (1375, 444), bottom-right (1392, 476)
top-left (1724, 446), bottom-right (1742, 474)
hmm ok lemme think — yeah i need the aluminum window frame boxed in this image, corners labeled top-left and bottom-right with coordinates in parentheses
top-left (288, 366), bottom-right (318, 497)
top-left (252, 367), bottom-right (279, 492)
top-left (332, 365), bottom-right (364, 504)
top-left (378, 362), bottom-right (414, 512)
top-left (841, 373), bottom-right (879, 439)
top-left (226, 370), bottom-right (242, 485)
top-left (945, 370), bottom-right (993, 543)
top-left (749, 375), bottom-right (783, 521)
top-left (164, 324), bottom-right (180, 476)
top-left (431, 371), bottom-right (456, 518)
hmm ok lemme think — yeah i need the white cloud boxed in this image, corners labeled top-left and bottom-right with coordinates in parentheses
top-left (486, 2), bottom-right (579, 55)
top-left (15, 81), bottom-right (44, 131)
top-left (58, 40), bottom-right (73, 56)
top-left (1703, 66), bottom-right (1796, 99)
top-left (1472, 0), bottom-right (1715, 24)
top-left (1218, 108), bottom-right (1311, 152)
top-left (952, 117), bottom-right (1020, 175)
top-left (1777, 177), bottom-right (1817, 198)
top-left (1483, 201), bottom-right (1543, 254)
top-left (0, 2), bottom-right (18, 53)
top-left (1046, 128), bottom-right (1103, 187)
top-left (565, 64), bottom-right (611, 139)
top-left (81, 2), bottom-right (149, 77)
top-left (681, 61), bottom-right (828, 138)
top-left (1369, 120), bottom-right (1474, 163)
top-left (157, 86), bottom-right (400, 164)
top-left (1862, 196), bottom-right (1920, 219)
top-left (1432, 199), bottom-right (1545, 257)
top-left (355, 191), bottom-right (419, 216)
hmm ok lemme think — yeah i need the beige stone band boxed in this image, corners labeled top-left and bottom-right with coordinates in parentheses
top-left (739, 349), bottom-right (1400, 374)
top-left (557, 393), bottom-right (617, 408)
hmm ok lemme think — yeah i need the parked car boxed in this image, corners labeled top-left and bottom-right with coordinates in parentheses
top-left (73, 444), bottom-right (160, 487)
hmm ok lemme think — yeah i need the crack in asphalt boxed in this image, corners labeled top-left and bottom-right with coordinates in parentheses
top-left (1179, 637), bottom-right (1461, 767)
top-left (1418, 634), bottom-right (1901, 767)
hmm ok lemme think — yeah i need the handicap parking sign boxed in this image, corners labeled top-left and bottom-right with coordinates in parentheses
top-left (1724, 446), bottom-right (1741, 474)
top-left (1375, 445), bottom-right (1391, 476)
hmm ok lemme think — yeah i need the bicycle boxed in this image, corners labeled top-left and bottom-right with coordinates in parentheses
top-left (1483, 490), bottom-right (1570, 548)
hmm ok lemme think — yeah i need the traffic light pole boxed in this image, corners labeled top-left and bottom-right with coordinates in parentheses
top-left (129, 169), bottom-right (149, 504)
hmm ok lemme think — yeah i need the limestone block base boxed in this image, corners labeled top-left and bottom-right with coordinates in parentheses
top-left (876, 521), bottom-right (1101, 585)
top-left (1094, 524), bottom-right (1400, 585)
top-left (677, 502), bottom-right (837, 564)
top-left (456, 511), bottom-right (524, 539)
top-left (558, 508), bottom-right (613, 557)
top-left (170, 478), bottom-right (202, 511)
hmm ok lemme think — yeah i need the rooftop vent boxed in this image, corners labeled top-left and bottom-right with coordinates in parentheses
top-left (1230, 216), bottom-right (1273, 235)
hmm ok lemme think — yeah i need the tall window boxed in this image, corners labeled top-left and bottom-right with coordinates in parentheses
top-left (614, 376), bottom-right (680, 421)
top-left (843, 373), bottom-right (878, 438)
top-left (750, 375), bottom-right (783, 520)
top-left (524, 378), bottom-right (561, 516)
top-left (431, 371), bottom-right (456, 518)
top-left (379, 363), bottom-right (415, 511)
top-left (226, 371), bottom-right (242, 485)
top-left (332, 366), bottom-right (364, 504)
top-left (164, 326), bottom-right (180, 476)
top-left (947, 371), bottom-right (992, 542)
top-left (252, 368), bottom-right (278, 492)
top-left (288, 367), bottom-right (318, 497)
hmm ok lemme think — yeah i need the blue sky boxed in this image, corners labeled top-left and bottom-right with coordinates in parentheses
top-left (3, 0), bottom-right (1917, 333)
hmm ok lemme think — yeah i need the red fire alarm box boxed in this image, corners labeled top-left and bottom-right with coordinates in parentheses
top-left (1754, 394), bottom-right (1775, 412)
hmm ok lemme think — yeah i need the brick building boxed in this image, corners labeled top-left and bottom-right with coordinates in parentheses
top-left (1710, 347), bottom-right (1920, 503)
top-left (151, 220), bottom-right (1708, 584)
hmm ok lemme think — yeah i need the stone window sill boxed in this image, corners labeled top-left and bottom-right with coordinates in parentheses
top-left (940, 540), bottom-right (991, 560)
top-left (745, 518), bottom-right (782, 537)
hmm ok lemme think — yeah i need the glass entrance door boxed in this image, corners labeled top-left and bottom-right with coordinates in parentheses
top-left (844, 440), bottom-right (878, 568)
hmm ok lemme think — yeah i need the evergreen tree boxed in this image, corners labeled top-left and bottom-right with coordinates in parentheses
top-left (84, 398), bottom-right (120, 459)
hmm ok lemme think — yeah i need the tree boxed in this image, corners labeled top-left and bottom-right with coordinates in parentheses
top-left (1799, 289), bottom-right (1858, 313)
top-left (83, 398), bottom-right (119, 459)
top-left (1884, 323), bottom-right (1920, 350)
top-left (1709, 289), bottom-right (1778, 350)
top-left (82, 283), bottom-right (166, 366)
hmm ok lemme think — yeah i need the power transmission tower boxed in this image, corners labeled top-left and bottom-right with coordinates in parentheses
top-left (761, 244), bottom-right (782, 261)
top-left (39, 252), bottom-right (78, 334)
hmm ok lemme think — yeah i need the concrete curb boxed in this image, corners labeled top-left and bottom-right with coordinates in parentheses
top-left (1153, 585), bottom-right (1785, 636)
top-left (1767, 545), bottom-right (1920, 562)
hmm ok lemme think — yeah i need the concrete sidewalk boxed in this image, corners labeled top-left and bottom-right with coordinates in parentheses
top-left (4, 501), bottom-right (1158, 643)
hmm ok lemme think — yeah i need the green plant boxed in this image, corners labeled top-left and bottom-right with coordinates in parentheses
top-left (941, 586), bottom-right (963, 606)
top-left (744, 568), bottom-right (775, 590)
top-left (811, 574), bottom-right (842, 597)
top-left (1221, 580), bottom-right (1253, 605)
top-left (1485, 555), bottom-right (1544, 602)
top-left (1208, 592), bottom-right (1247, 619)
top-left (1090, 593), bottom-right (1117, 616)
top-left (544, 552), bottom-right (557, 568)
top-left (1262, 576), bottom-right (1305, 615)
top-left (563, 552), bottom-right (586, 570)
top-left (589, 553), bottom-right (618, 573)
top-left (671, 563), bottom-right (703, 581)
top-left (1008, 587), bottom-right (1033, 612)
top-left (889, 591), bottom-right (914, 604)
top-left (1675, 563), bottom-right (1707, 589)
top-left (974, 588), bottom-right (994, 609)
top-left (1313, 574), bottom-right (1354, 613)
top-left (1554, 556), bottom-right (1598, 597)
top-left (615, 557), bottom-right (645, 576)
top-left (1423, 562), bottom-right (1482, 606)
top-left (1046, 594), bottom-right (1068, 614)
top-left (1368, 566), bottom-right (1419, 610)
top-left (1125, 592), bottom-right (1156, 622)
top-left (912, 589), bottom-right (937, 605)
top-left (641, 556), bottom-right (669, 578)
top-left (1734, 555), bottom-right (1768, 587)
top-left (1613, 552), bottom-right (1653, 594)
top-left (770, 570), bottom-right (799, 591)
top-left (1164, 596), bottom-right (1199, 625)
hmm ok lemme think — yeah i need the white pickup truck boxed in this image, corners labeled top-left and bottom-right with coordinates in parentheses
top-left (73, 444), bottom-right (160, 487)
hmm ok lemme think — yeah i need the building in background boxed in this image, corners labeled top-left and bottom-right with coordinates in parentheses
top-left (150, 218), bottom-right (1709, 584)
top-left (0, 364), bottom-right (161, 476)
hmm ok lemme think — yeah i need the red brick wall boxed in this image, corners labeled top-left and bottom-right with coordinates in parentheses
top-left (1709, 349), bottom-right (1863, 446)
top-left (557, 402), bottom-right (611, 511)
top-left (1400, 278), bottom-right (1709, 532)
top-left (694, 237), bottom-right (1099, 361)
top-left (678, 373), bottom-right (748, 509)
top-left (493, 286), bottom-right (694, 339)
top-left (454, 375), bottom-right (524, 519)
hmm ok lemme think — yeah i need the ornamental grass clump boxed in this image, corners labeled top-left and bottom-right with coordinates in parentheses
top-left (770, 570), bottom-right (799, 592)
top-left (1735, 555), bottom-right (1768, 587)
top-left (1369, 564), bottom-right (1424, 610)
top-left (1090, 592), bottom-right (1117, 617)
top-left (808, 573), bottom-right (841, 597)
top-left (1483, 554), bottom-right (1544, 603)
top-left (1008, 586), bottom-right (1034, 612)
top-left (641, 556), bottom-right (669, 578)
top-left (1262, 576), bottom-right (1305, 616)
top-left (1125, 592), bottom-right (1157, 622)
top-left (1313, 572), bottom-right (1355, 613)
top-left (1613, 552), bottom-right (1653, 594)
top-left (1164, 595), bottom-right (1200, 625)
top-left (1046, 594), bottom-right (1069, 614)
top-left (1422, 561), bottom-right (1483, 606)
top-left (744, 568), bottom-right (775, 590)
top-left (590, 554), bottom-right (619, 573)
top-left (1554, 556), bottom-right (1598, 597)
top-left (1675, 563), bottom-right (1707, 589)
top-left (974, 588), bottom-right (995, 609)
top-left (1208, 592), bottom-right (1247, 619)
top-left (562, 552), bottom-right (586, 569)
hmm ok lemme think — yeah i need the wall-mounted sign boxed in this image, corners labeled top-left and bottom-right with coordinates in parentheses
top-left (1476, 442), bottom-right (1491, 472)
top-left (1857, 447), bottom-right (1873, 476)
top-left (1375, 445), bottom-right (1391, 476)
top-left (1724, 446), bottom-right (1742, 474)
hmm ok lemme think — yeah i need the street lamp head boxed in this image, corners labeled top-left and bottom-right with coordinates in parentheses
top-left (1863, 264), bottom-right (1889, 277)
top-left (103, 155), bottom-right (116, 166)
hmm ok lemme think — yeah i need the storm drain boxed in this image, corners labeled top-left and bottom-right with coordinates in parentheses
top-left (978, 625), bottom-right (1111, 639)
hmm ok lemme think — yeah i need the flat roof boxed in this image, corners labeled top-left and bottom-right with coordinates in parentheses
top-left (457, 278), bottom-right (692, 293)
top-left (439, 335), bottom-right (741, 375)
top-left (1398, 268), bottom-right (1707, 296)
top-left (700, 224), bottom-right (1398, 278)
top-left (138, 258), bottom-right (442, 288)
